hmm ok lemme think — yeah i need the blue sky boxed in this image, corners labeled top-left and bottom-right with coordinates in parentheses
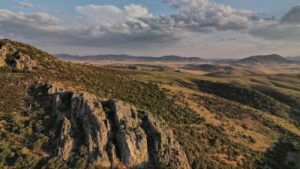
top-left (2, 0), bottom-right (299, 17)
top-left (2, 0), bottom-right (174, 16)
top-left (1, 0), bottom-right (300, 57)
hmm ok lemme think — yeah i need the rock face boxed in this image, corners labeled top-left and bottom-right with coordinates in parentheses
top-left (44, 83), bottom-right (190, 169)
top-left (109, 100), bottom-right (149, 167)
top-left (141, 114), bottom-right (191, 169)
top-left (0, 41), bottom-right (36, 71)
top-left (52, 90), bottom-right (111, 168)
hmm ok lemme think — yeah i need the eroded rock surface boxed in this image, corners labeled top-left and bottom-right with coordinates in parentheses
top-left (107, 100), bottom-right (148, 167)
top-left (0, 41), bottom-right (36, 71)
top-left (141, 113), bottom-right (191, 169)
top-left (52, 90), bottom-right (111, 168)
top-left (42, 83), bottom-right (191, 169)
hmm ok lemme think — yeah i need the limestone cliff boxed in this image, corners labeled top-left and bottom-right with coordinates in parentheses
top-left (42, 83), bottom-right (191, 169)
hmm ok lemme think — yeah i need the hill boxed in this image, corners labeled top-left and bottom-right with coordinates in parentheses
top-left (56, 54), bottom-right (203, 62)
top-left (287, 56), bottom-right (300, 62)
top-left (1, 39), bottom-right (300, 169)
top-left (237, 54), bottom-right (292, 64)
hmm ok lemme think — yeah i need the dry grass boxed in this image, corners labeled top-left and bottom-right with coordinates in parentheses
top-left (161, 84), bottom-right (280, 152)
top-left (261, 113), bottom-right (300, 137)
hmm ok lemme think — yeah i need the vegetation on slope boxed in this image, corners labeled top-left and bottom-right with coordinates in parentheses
top-left (192, 80), bottom-right (289, 118)
top-left (0, 39), bottom-right (300, 169)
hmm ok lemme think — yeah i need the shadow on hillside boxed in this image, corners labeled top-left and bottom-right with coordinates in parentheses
top-left (191, 79), bottom-right (289, 118)
top-left (257, 137), bottom-right (300, 169)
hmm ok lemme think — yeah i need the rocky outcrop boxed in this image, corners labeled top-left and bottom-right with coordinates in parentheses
top-left (0, 44), bottom-right (8, 67)
top-left (43, 83), bottom-right (190, 169)
top-left (10, 51), bottom-right (36, 71)
top-left (109, 100), bottom-right (149, 167)
top-left (141, 113), bottom-right (191, 169)
top-left (0, 41), bottom-right (36, 71)
top-left (52, 90), bottom-right (111, 168)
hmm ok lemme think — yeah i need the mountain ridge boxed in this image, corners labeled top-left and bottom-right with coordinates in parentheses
top-left (237, 54), bottom-right (292, 64)
top-left (56, 54), bottom-right (203, 62)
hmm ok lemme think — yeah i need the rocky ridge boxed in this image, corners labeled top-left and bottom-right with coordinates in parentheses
top-left (40, 82), bottom-right (191, 169)
top-left (0, 41), bottom-right (37, 72)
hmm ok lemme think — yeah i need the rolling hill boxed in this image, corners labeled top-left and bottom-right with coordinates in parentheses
top-left (237, 54), bottom-right (292, 64)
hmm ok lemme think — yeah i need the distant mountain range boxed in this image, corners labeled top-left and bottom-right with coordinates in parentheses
top-left (57, 53), bottom-right (299, 64)
top-left (237, 54), bottom-right (293, 64)
top-left (56, 54), bottom-right (203, 62)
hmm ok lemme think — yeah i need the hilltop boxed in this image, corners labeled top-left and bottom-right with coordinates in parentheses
top-left (237, 54), bottom-right (292, 64)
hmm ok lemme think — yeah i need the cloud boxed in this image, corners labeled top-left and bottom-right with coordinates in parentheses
top-left (0, 9), bottom-right (61, 30)
top-left (250, 24), bottom-right (300, 41)
top-left (0, 7), bottom-right (180, 48)
top-left (281, 5), bottom-right (300, 24)
top-left (75, 5), bottom-right (127, 26)
top-left (17, 1), bottom-right (34, 8)
top-left (74, 0), bottom-right (264, 36)
top-left (0, 9), bottom-right (67, 46)
top-left (0, 0), bottom-right (266, 52)
top-left (163, 0), bottom-right (263, 32)
top-left (75, 4), bottom-right (152, 26)
top-left (124, 4), bottom-right (151, 18)
top-left (249, 23), bottom-right (300, 43)
top-left (250, 5), bottom-right (300, 42)
top-left (73, 4), bottom-right (182, 43)
top-left (69, 1), bottom-right (263, 46)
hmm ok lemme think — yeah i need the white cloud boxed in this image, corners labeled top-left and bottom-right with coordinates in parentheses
top-left (75, 5), bottom-right (126, 26)
top-left (73, 4), bottom-right (182, 41)
top-left (163, 0), bottom-right (263, 32)
top-left (75, 4), bottom-right (151, 26)
top-left (74, 0), bottom-right (263, 37)
top-left (124, 4), bottom-right (151, 18)
top-left (0, 7), bottom-right (180, 48)
top-left (17, 1), bottom-right (34, 8)
top-left (0, 9), bottom-right (61, 30)
top-left (1, 1), bottom-right (285, 57)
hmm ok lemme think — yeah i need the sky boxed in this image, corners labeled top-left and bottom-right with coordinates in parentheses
top-left (0, 0), bottom-right (300, 58)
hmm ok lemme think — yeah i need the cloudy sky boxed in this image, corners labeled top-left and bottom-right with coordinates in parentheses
top-left (0, 0), bottom-right (300, 58)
